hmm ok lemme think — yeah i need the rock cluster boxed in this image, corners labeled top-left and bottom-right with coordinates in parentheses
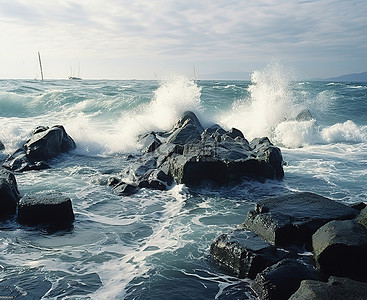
top-left (109, 111), bottom-right (284, 196)
top-left (210, 192), bottom-right (367, 299)
top-left (3, 125), bottom-right (76, 172)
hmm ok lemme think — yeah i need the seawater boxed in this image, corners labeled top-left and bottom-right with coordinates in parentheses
top-left (0, 65), bottom-right (366, 299)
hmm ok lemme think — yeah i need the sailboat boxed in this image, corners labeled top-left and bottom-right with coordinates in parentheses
top-left (38, 51), bottom-right (44, 80)
top-left (193, 66), bottom-right (200, 82)
top-left (69, 64), bottom-right (82, 80)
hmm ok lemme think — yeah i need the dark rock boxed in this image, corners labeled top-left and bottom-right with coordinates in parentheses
top-left (113, 182), bottom-right (138, 196)
top-left (242, 192), bottom-right (359, 247)
top-left (3, 125), bottom-right (75, 172)
top-left (107, 177), bottom-right (121, 186)
top-left (17, 191), bottom-right (74, 226)
top-left (289, 276), bottom-right (367, 300)
top-left (138, 169), bottom-right (173, 190)
top-left (350, 202), bottom-right (366, 211)
top-left (226, 128), bottom-right (245, 140)
top-left (138, 132), bottom-right (162, 153)
top-left (251, 258), bottom-right (320, 300)
top-left (201, 124), bottom-right (226, 137)
top-left (210, 229), bottom-right (288, 279)
top-left (0, 140), bottom-right (4, 151)
top-left (312, 219), bottom-right (367, 280)
top-left (0, 167), bottom-right (20, 217)
top-left (357, 206), bottom-right (367, 229)
top-left (295, 109), bottom-right (314, 122)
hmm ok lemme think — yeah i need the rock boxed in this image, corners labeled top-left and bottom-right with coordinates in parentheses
top-left (350, 202), bottom-right (366, 211)
top-left (242, 192), bottom-right (359, 247)
top-left (138, 132), bottom-right (162, 153)
top-left (289, 276), bottom-right (367, 300)
top-left (251, 258), bottom-right (320, 300)
top-left (138, 169), bottom-right (173, 190)
top-left (0, 167), bottom-right (20, 217)
top-left (0, 140), bottom-right (4, 151)
top-left (357, 206), bottom-right (367, 229)
top-left (312, 219), bottom-right (367, 280)
top-left (17, 191), bottom-right (74, 226)
top-left (3, 125), bottom-right (76, 172)
top-left (113, 182), bottom-right (138, 196)
top-left (210, 229), bottom-right (288, 279)
top-left (226, 128), bottom-right (245, 140)
top-left (295, 109), bottom-right (314, 121)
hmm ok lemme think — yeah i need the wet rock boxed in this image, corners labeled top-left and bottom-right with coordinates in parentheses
top-left (312, 219), bottom-right (367, 280)
top-left (210, 229), bottom-right (288, 279)
top-left (138, 132), bottom-right (162, 153)
top-left (138, 169), bottom-right (173, 190)
top-left (251, 258), bottom-right (320, 300)
top-left (289, 276), bottom-right (367, 300)
top-left (17, 191), bottom-right (74, 226)
top-left (0, 140), bottom-right (4, 151)
top-left (350, 202), bottom-right (366, 211)
top-left (295, 109), bottom-right (314, 121)
top-left (113, 182), bottom-right (138, 196)
top-left (3, 125), bottom-right (76, 172)
top-left (0, 167), bottom-right (20, 217)
top-left (357, 206), bottom-right (367, 229)
top-left (242, 192), bottom-right (359, 247)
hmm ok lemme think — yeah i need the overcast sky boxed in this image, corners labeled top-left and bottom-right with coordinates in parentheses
top-left (0, 0), bottom-right (366, 79)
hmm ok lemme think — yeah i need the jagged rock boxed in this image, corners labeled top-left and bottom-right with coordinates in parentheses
top-left (289, 276), bottom-right (367, 300)
top-left (251, 258), bottom-right (320, 300)
top-left (138, 132), bottom-right (162, 153)
top-left (0, 140), bottom-right (4, 151)
top-left (357, 206), bottom-right (367, 229)
top-left (0, 167), bottom-right (20, 217)
top-left (3, 125), bottom-right (76, 172)
top-left (17, 191), bottom-right (74, 226)
top-left (312, 219), bottom-right (367, 280)
top-left (210, 229), bottom-right (287, 279)
top-left (113, 182), bottom-right (138, 196)
top-left (295, 109), bottom-right (314, 121)
top-left (138, 169), bottom-right (173, 190)
top-left (242, 192), bottom-right (359, 247)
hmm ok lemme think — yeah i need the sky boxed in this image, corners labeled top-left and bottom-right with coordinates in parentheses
top-left (0, 0), bottom-right (366, 80)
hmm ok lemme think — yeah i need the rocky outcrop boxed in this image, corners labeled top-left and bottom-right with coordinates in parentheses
top-left (241, 192), bottom-right (358, 247)
top-left (210, 230), bottom-right (287, 279)
top-left (210, 192), bottom-right (367, 299)
top-left (289, 276), bottom-right (367, 300)
top-left (312, 219), bottom-right (367, 281)
top-left (0, 167), bottom-right (20, 217)
top-left (112, 111), bottom-right (284, 195)
top-left (357, 206), bottom-right (367, 229)
top-left (251, 258), bottom-right (320, 300)
top-left (17, 190), bottom-right (75, 226)
top-left (3, 125), bottom-right (76, 172)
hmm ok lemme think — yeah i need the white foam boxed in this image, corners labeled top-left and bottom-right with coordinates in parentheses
top-left (321, 120), bottom-right (367, 143)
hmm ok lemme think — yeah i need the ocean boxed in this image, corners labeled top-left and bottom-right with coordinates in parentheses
top-left (0, 65), bottom-right (366, 299)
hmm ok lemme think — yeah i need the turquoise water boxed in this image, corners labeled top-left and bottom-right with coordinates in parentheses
top-left (0, 66), bottom-right (366, 299)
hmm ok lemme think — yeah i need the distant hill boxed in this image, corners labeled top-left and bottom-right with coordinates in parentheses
top-left (324, 71), bottom-right (367, 82)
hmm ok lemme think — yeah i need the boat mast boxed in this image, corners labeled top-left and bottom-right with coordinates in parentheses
top-left (38, 51), bottom-right (44, 81)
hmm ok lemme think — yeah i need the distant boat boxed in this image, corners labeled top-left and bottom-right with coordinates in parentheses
top-left (69, 64), bottom-right (82, 80)
top-left (193, 66), bottom-right (200, 82)
top-left (38, 51), bottom-right (44, 81)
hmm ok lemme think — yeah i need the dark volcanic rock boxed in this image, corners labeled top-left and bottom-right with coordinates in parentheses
top-left (17, 191), bottom-right (74, 226)
top-left (210, 229), bottom-right (288, 279)
top-left (251, 258), bottom-right (320, 300)
top-left (357, 206), bottom-right (367, 229)
top-left (113, 182), bottom-right (138, 196)
top-left (242, 192), bottom-right (359, 247)
top-left (289, 276), bottom-right (367, 300)
top-left (138, 132), bottom-right (162, 153)
top-left (0, 167), bottom-right (20, 217)
top-left (3, 125), bottom-right (76, 172)
top-left (312, 219), bottom-right (367, 280)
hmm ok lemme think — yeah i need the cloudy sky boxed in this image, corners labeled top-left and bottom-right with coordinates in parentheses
top-left (0, 0), bottom-right (366, 79)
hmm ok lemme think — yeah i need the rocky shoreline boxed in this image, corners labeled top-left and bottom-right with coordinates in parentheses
top-left (1, 112), bottom-right (366, 299)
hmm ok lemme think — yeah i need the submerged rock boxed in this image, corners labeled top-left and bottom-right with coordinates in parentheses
top-left (289, 276), bottom-right (367, 300)
top-left (242, 192), bottom-right (359, 247)
top-left (312, 219), bottom-right (367, 280)
top-left (251, 258), bottom-right (320, 300)
top-left (0, 167), bottom-right (20, 217)
top-left (17, 190), bottom-right (75, 226)
top-left (210, 229), bottom-right (287, 279)
top-left (3, 125), bottom-right (76, 172)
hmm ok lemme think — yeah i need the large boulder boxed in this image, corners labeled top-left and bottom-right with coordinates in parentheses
top-left (242, 192), bottom-right (359, 247)
top-left (289, 276), bottom-right (367, 300)
top-left (251, 258), bottom-right (320, 300)
top-left (357, 206), bottom-right (367, 229)
top-left (3, 125), bottom-right (76, 172)
top-left (312, 219), bottom-right (367, 280)
top-left (0, 167), bottom-right (20, 217)
top-left (210, 229), bottom-right (287, 279)
top-left (17, 191), bottom-right (75, 226)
